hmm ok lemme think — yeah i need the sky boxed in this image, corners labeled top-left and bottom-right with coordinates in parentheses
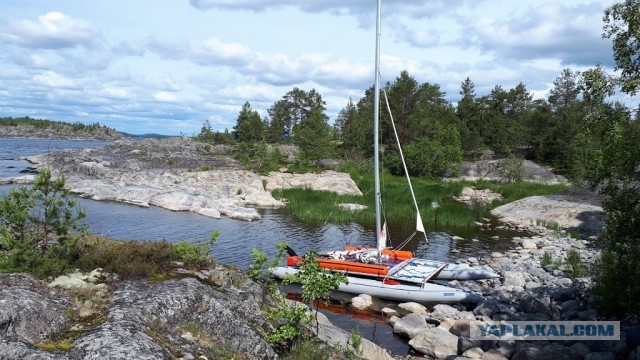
top-left (0, 0), bottom-right (636, 135)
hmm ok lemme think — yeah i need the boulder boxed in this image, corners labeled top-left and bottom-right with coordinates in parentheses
top-left (480, 349), bottom-right (509, 360)
top-left (263, 170), bottom-right (363, 196)
top-left (393, 313), bottom-right (432, 339)
top-left (473, 298), bottom-right (501, 318)
top-left (381, 307), bottom-right (398, 318)
top-left (311, 310), bottom-right (394, 360)
top-left (511, 343), bottom-right (574, 360)
top-left (409, 327), bottom-right (459, 359)
top-left (398, 302), bottom-right (428, 314)
top-left (569, 343), bottom-right (591, 359)
top-left (518, 295), bottom-right (560, 320)
top-left (0, 286), bottom-right (69, 344)
top-left (462, 347), bottom-right (484, 359)
top-left (503, 271), bottom-right (526, 288)
top-left (431, 304), bottom-right (461, 320)
top-left (351, 294), bottom-right (373, 310)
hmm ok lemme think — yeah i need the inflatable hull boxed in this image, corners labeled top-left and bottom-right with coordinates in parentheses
top-left (271, 266), bottom-right (480, 304)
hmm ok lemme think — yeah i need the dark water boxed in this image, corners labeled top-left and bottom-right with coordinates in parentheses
top-left (0, 138), bottom-right (519, 355)
top-left (0, 138), bottom-right (111, 178)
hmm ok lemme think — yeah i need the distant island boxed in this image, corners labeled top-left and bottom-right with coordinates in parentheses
top-left (0, 117), bottom-right (128, 140)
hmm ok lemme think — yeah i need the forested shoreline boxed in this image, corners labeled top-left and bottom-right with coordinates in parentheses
top-left (0, 117), bottom-right (126, 140)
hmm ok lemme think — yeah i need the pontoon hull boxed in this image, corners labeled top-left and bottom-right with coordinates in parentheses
top-left (271, 266), bottom-right (480, 303)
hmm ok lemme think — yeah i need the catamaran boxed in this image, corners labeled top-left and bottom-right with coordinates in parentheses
top-left (271, 0), bottom-right (498, 303)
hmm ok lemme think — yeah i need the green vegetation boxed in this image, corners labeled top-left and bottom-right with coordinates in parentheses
top-left (586, 0), bottom-right (640, 317)
top-left (236, 142), bottom-right (283, 175)
top-left (284, 251), bottom-right (347, 332)
top-left (0, 169), bottom-right (86, 277)
top-left (565, 249), bottom-right (588, 277)
top-left (541, 251), bottom-right (554, 267)
top-left (272, 174), bottom-right (567, 229)
top-left (0, 170), bottom-right (218, 280)
top-left (249, 244), bottom-right (311, 348)
top-left (0, 116), bottom-right (122, 139)
top-left (249, 243), bottom-right (348, 358)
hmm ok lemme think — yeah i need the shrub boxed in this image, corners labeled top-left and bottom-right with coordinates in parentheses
top-left (385, 137), bottom-right (461, 178)
top-left (498, 155), bottom-right (525, 183)
top-left (171, 231), bottom-right (219, 267)
top-left (0, 169), bottom-right (85, 275)
top-left (565, 249), bottom-right (588, 277)
top-left (541, 251), bottom-right (554, 267)
top-left (73, 237), bottom-right (174, 280)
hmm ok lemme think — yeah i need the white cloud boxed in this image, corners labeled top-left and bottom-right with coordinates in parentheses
top-left (0, 0), bottom-right (635, 135)
top-left (0, 11), bottom-right (98, 49)
top-left (102, 87), bottom-right (130, 99)
top-left (463, 3), bottom-right (613, 66)
top-left (32, 71), bottom-right (79, 89)
top-left (193, 38), bottom-right (253, 65)
top-left (152, 91), bottom-right (179, 103)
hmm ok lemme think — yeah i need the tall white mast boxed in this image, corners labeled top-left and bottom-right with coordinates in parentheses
top-left (374, 0), bottom-right (383, 254)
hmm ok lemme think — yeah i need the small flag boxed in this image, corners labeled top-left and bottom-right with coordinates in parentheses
top-left (416, 213), bottom-right (425, 233)
top-left (377, 221), bottom-right (388, 251)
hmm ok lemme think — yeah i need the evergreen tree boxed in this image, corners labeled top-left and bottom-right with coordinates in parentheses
top-left (268, 87), bottom-right (326, 141)
top-left (234, 102), bottom-right (264, 143)
top-left (292, 109), bottom-right (333, 161)
top-left (196, 120), bottom-right (215, 144)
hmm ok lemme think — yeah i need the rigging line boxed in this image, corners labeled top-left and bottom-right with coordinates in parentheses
top-left (396, 231), bottom-right (417, 251)
top-left (381, 82), bottom-right (428, 244)
top-left (377, 71), bottom-right (391, 247)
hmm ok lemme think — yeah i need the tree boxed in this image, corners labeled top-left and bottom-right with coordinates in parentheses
top-left (549, 68), bottom-right (581, 113)
top-left (196, 120), bottom-right (215, 144)
top-left (456, 77), bottom-right (483, 152)
top-left (234, 102), bottom-right (264, 143)
top-left (603, 0), bottom-right (640, 95)
top-left (382, 71), bottom-right (419, 146)
top-left (582, 0), bottom-right (640, 316)
top-left (292, 109), bottom-right (333, 161)
top-left (0, 169), bottom-right (85, 272)
top-left (528, 69), bottom-right (586, 171)
top-left (267, 88), bottom-right (327, 141)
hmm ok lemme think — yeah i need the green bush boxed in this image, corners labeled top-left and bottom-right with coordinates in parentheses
top-left (565, 249), bottom-right (588, 277)
top-left (498, 155), bottom-right (525, 183)
top-left (0, 169), bottom-right (85, 276)
top-left (171, 230), bottom-right (218, 267)
top-left (385, 137), bottom-right (461, 178)
top-left (541, 251), bottom-right (554, 267)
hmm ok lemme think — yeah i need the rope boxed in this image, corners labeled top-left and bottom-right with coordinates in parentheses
top-left (381, 85), bottom-right (429, 244)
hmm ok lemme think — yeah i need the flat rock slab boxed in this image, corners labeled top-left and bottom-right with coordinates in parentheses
top-left (22, 138), bottom-right (363, 221)
top-left (262, 170), bottom-right (363, 196)
top-left (491, 194), bottom-right (604, 231)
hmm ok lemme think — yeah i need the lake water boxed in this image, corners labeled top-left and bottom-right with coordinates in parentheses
top-left (0, 137), bottom-right (517, 354)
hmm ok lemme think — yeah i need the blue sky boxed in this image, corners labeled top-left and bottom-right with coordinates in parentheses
top-left (0, 0), bottom-right (634, 135)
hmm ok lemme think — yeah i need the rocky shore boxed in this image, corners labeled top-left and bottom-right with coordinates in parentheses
top-left (0, 265), bottom-right (396, 359)
top-left (350, 224), bottom-right (637, 359)
top-left (0, 124), bottom-right (127, 140)
top-left (2, 224), bottom-right (635, 359)
top-left (3, 137), bottom-right (362, 221)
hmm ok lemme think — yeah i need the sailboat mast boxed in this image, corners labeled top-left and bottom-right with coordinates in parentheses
top-left (374, 0), bottom-right (383, 254)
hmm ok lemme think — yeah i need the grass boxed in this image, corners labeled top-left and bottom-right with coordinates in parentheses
top-left (272, 172), bottom-right (569, 229)
top-left (566, 249), bottom-right (588, 277)
top-left (69, 236), bottom-right (215, 281)
top-left (541, 251), bottom-right (554, 267)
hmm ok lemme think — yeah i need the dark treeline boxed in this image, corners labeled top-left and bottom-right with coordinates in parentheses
top-left (0, 116), bottom-right (124, 138)
top-left (198, 68), bottom-right (639, 184)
